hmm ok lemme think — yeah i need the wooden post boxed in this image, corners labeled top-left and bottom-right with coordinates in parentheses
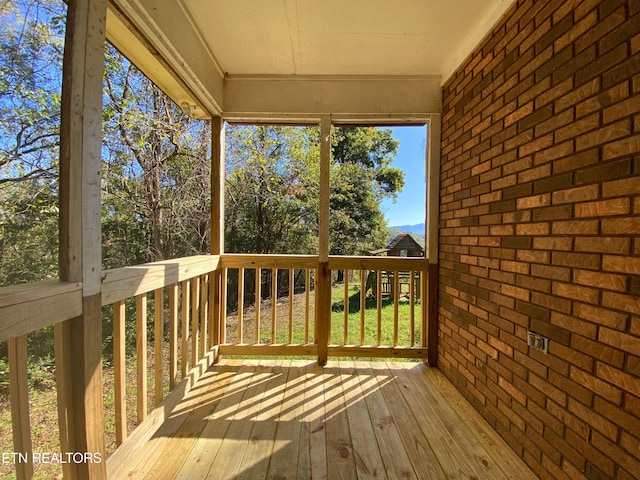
top-left (55, 1), bottom-right (108, 478)
top-left (211, 116), bottom-right (224, 359)
top-left (316, 114), bottom-right (331, 365)
top-left (425, 115), bottom-right (441, 367)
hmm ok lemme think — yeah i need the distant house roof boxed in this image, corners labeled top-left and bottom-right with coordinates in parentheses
top-left (369, 234), bottom-right (424, 256)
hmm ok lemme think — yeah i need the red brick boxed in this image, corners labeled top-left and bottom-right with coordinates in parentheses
top-left (531, 263), bottom-right (570, 281)
top-left (519, 133), bottom-right (554, 157)
top-left (575, 236), bottom-right (630, 254)
top-left (551, 220), bottom-right (599, 235)
top-left (533, 236), bottom-right (572, 251)
top-left (574, 334), bottom-right (626, 368)
top-left (555, 10), bottom-right (598, 52)
top-left (550, 311), bottom-right (597, 338)
top-left (602, 217), bottom-right (640, 234)
top-left (531, 291), bottom-right (572, 315)
top-left (498, 375), bottom-right (527, 405)
top-left (552, 148), bottom-right (599, 174)
top-left (552, 185), bottom-right (599, 204)
top-left (517, 249), bottom-right (551, 264)
top-left (597, 362), bottom-right (640, 398)
top-left (568, 398), bottom-right (619, 441)
top-left (603, 93), bottom-right (640, 124)
top-left (554, 112), bottom-right (600, 142)
top-left (518, 164), bottom-right (551, 183)
top-left (535, 108), bottom-right (574, 137)
top-left (575, 198), bottom-right (631, 217)
top-left (602, 176), bottom-right (640, 197)
top-left (599, 327), bottom-right (639, 353)
top-left (533, 140), bottom-right (574, 165)
top-left (576, 120), bottom-right (631, 151)
top-left (602, 291), bottom-right (640, 316)
top-left (552, 282), bottom-right (599, 304)
top-left (555, 77), bottom-right (600, 113)
top-left (574, 303), bottom-right (628, 330)
top-left (570, 366), bottom-right (623, 405)
top-left (603, 134), bottom-right (640, 160)
top-left (602, 255), bottom-right (640, 274)
top-left (573, 269), bottom-right (627, 292)
top-left (517, 193), bottom-right (551, 209)
top-left (501, 284), bottom-right (530, 301)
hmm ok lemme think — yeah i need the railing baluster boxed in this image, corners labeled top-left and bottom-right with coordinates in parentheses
top-left (169, 284), bottom-right (178, 389)
top-left (222, 269), bottom-right (228, 343)
top-left (360, 269), bottom-right (365, 345)
top-left (305, 269), bottom-right (311, 344)
top-left (8, 335), bottom-right (33, 480)
top-left (255, 268), bottom-right (261, 344)
top-left (376, 270), bottom-right (382, 346)
top-left (209, 276), bottom-right (216, 349)
top-left (181, 280), bottom-right (190, 376)
top-left (200, 274), bottom-right (208, 358)
top-left (288, 268), bottom-right (294, 343)
top-left (191, 278), bottom-right (199, 365)
top-left (410, 271), bottom-right (415, 347)
top-left (113, 300), bottom-right (126, 445)
top-left (393, 271), bottom-right (399, 347)
top-left (238, 268), bottom-right (244, 343)
top-left (154, 288), bottom-right (163, 407)
top-left (271, 268), bottom-right (277, 343)
top-left (136, 293), bottom-right (147, 423)
top-left (343, 270), bottom-right (349, 345)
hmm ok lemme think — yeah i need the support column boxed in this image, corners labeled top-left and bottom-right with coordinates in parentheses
top-left (316, 114), bottom-right (331, 366)
top-left (425, 115), bottom-right (441, 367)
top-left (211, 116), bottom-right (225, 358)
top-left (55, 1), bottom-right (108, 478)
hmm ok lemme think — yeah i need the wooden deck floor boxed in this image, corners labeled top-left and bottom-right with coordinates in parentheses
top-left (107, 359), bottom-right (538, 480)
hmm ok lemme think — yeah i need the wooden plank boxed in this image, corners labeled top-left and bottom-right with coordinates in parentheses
top-left (372, 363), bottom-right (447, 480)
top-left (304, 362), bottom-right (328, 479)
top-left (221, 269), bottom-right (228, 343)
top-left (265, 361), bottom-right (307, 479)
top-left (354, 361), bottom-right (418, 479)
top-left (113, 301), bottom-right (127, 445)
top-left (208, 275), bottom-right (217, 349)
top-left (101, 255), bottom-right (220, 306)
top-left (169, 284), bottom-right (179, 389)
top-left (106, 348), bottom-right (219, 479)
top-left (387, 362), bottom-right (490, 479)
top-left (8, 335), bottom-right (33, 480)
top-left (0, 281), bottom-right (82, 341)
top-left (196, 361), bottom-right (273, 480)
top-left (236, 361), bottom-right (290, 479)
top-left (420, 367), bottom-right (539, 480)
top-left (426, 115), bottom-right (441, 263)
top-left (154, 288), bottom-right (164, 407)
top-left (339, 361), bottom-right (388, 480)
top-left (174, 361), bottom-right (256, 480)
top-left (219, 343), bottom-right (317, 357)
top-left (137, 293), bottom-right (148, 423)
top-left (181, 280), bottom-right (190, 377)
top-left (376, 271), bottom-right (382, 346)
top-left (140, 363), bottom-right (238, 480)
top-left (324, 362), bottom-right (358, 479)
top-left (221, 254), bottom-right (318, 269)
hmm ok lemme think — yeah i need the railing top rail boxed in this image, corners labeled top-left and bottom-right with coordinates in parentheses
top-left (329, 255), bottom-right (429, 271)
top-left (220, 253), bottom-right (319, 269)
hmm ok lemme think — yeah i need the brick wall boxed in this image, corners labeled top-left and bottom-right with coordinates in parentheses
top-left (438, 0), bottom-right (640, 478)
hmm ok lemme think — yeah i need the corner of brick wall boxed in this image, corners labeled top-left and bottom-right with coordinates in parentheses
top-left (439, 0), bottom-right (640, 478)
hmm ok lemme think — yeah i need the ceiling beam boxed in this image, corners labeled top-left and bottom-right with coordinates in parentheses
top-left (224, 75), bottom-right (442, 116)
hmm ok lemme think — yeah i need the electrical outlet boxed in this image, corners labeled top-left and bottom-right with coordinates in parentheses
top-left (527, 331), bottom-right (548, 354)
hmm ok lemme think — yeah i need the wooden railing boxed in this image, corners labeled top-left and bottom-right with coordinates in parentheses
top-left (0, 253), bottom-right (432, 479)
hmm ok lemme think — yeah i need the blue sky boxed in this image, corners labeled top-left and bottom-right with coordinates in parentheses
top-left (381, 126), bottom-right (427, 227)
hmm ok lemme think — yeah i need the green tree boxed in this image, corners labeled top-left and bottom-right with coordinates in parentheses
top-left (330, 127), bottom-right (403, 255)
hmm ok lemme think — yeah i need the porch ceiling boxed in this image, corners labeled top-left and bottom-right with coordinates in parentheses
top-left (181, 0), bottom-right (513, 81)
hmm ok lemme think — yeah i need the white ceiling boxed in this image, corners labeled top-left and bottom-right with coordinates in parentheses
top-left (180, 0), bottom-right (515, 82)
